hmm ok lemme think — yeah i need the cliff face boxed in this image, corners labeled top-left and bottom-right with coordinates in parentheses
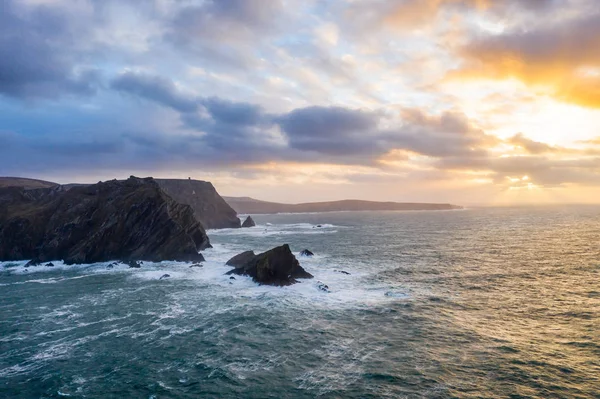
top-left (156, 179), bottom-right (240, 229)
top-left (0, 176), bottom-right (210, 264)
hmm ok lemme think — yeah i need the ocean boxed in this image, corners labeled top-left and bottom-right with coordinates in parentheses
top-left (1, 206), bottom-right (599, 398)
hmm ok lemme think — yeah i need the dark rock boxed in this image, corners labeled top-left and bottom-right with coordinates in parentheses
top-left (316, 224), bottom-right (322, 228)
top-left (155, 179), bottom-right (241, 229)
top-left (24, 259), bottom-right (41, 267)
top-left (299, 249), bottom-right (314, 257)
top-left (159, 274), bottom-right (170, 280)
top-left (241, 216), bottom-right (256, 228)
top-left (45, 262), bottom-right (54, 267)
top-left (226, 244), bottom-right (313, 286)
top-left (189, 263), bottom-right (203, 268)
top-left (317, 281), bottom-right (330, 293)
top-left (106, 264), bottom-right (114, 269)
top-left (226, 251), bottom-right (256, 268)
top-left (0, 176), bottom-right (210, 264)
top-left (334, 270), bottom-right (351, 275)
top-left (229, 276), bottom-right (236, 280)
top-left (124, 260), bottom-right (142, 268)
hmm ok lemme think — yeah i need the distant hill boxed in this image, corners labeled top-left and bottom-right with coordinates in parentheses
top-left (223, 197), bottom-right (462, 214)
top-left (0, 177), bottom-right (58, 189)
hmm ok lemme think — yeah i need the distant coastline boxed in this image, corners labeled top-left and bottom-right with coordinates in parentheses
top-left (224, 196), bottom-right (463, 215)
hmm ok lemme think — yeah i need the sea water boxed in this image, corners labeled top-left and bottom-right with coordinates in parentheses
top-left (1, 206), bottom-right (599, 398)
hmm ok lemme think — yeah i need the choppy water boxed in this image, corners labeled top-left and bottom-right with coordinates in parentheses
top-left (1, 206), bottom-right (599, 398)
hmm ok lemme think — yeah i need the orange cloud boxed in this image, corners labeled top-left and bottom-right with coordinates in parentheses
top-left (453, 11), bottom-right (600, 107)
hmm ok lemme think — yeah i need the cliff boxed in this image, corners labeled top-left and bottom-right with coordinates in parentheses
top-left (0, 176), bottom-right (210, 264)
top-left (223, 197), bottom-right (463, 214)
top-left (156, 179), bottom-right (240, 229)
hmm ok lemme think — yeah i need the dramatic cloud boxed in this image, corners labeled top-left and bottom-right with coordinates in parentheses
top-left (456, 3), bottom-right (600, 107)
top-left (112, 72), bottom-right (198, 113)
top-left (1, 0), bottom-right (600, 203)
top-left (0, 1), bottom-right (100, 99)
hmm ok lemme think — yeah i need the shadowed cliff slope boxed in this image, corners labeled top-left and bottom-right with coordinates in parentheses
top-left (156, 179), bottom-right (240, 229)
top-left (0, 176), bottom-right (210, 264)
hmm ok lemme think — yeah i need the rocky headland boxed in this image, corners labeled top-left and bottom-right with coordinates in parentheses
top-left (0, 176), bottom-right (209, 264)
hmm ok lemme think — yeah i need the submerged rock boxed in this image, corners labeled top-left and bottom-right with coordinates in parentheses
top-left (0, 176), bottom-right (209, 264)
top-left (225, 251), bottom-right (256, 268)
top-left (189, 263), bottom-right (203, 268)
top-left (229, 276), bottom-right (236, 280)
top-left (241, 216), bottom-right (256, 228)
top-left (159, 274), bottom-right (170, 280)
top-left (226, 244), bottom-right (313, 286)
top-left (124, 260), bottom-right (142, 268)
top-left (24, 259), bottom-right (41, 267)
top-left (45, 262), bottom-right (54, 267)
top-left (317, 281), bottom-right (330, 293)
top-left (299, 249), bottom-right (314, 257)
top-left (334, 270), bottom-right (351, 275)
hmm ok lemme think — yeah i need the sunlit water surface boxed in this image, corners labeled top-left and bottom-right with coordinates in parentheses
top-left (1, 206), bottom-right (599, 398)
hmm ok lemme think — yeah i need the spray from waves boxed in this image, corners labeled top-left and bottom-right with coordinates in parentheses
top-left (0, 242), bottom-right (411, 311)
top-left (208, 222), bottom-right (339, 237)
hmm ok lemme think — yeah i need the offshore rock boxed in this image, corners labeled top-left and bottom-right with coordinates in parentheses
top-left (0, 176), bottom-right (209, 264)
top-left (299, 249), bottom-right (314, 257)
top-left (226, 251), bottom-right (256, 268)
top-left (241, 216), bottom-right (256, 228)
top-left (226, 244), bottom-right (313, 286)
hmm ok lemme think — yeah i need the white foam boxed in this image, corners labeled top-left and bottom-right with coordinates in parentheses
top-left (0, 238), bottom-right (410, 311)
top-left (208, 222), bottom-right (340, 237)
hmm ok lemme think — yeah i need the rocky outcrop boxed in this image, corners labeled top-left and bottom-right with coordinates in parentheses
top-left (226, 250), bottom-right (256, 267)
top-left (156, 179), bottom-right (241, 229)
top-left (241, 216), bottom-right (255, 228)
top-left (299, 249), bottom-right (314, 257)
top-left (226, 244), bottom-right (313, 286)
top-left (0, 176), bottom-right (209, 264)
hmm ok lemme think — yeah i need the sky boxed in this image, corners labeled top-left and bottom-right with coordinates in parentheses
top-left (1, 0), bottom-right (600, 205)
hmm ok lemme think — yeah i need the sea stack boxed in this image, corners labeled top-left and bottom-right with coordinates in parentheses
top-left (241, 216), bottom-right (256, 228)
top-left (226, 244), bottom-right (313, 286)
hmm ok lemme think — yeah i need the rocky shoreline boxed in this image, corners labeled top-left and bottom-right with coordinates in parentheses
top-left (0, 175), bottom-right (312, 287)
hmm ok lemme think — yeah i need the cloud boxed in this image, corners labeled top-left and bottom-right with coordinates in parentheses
top-left (455, 6), bottom-right (600, 107)
top-left (507, 133), bottom-right (561, 154)
top-left (277, 106), bottom-right (383, 156)
top-left (111, 71), bottom-right (198, 113)
top-left (0, 0), bottom-right (101, 99)
top-left (339, 0), bottom-right (561, 34)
